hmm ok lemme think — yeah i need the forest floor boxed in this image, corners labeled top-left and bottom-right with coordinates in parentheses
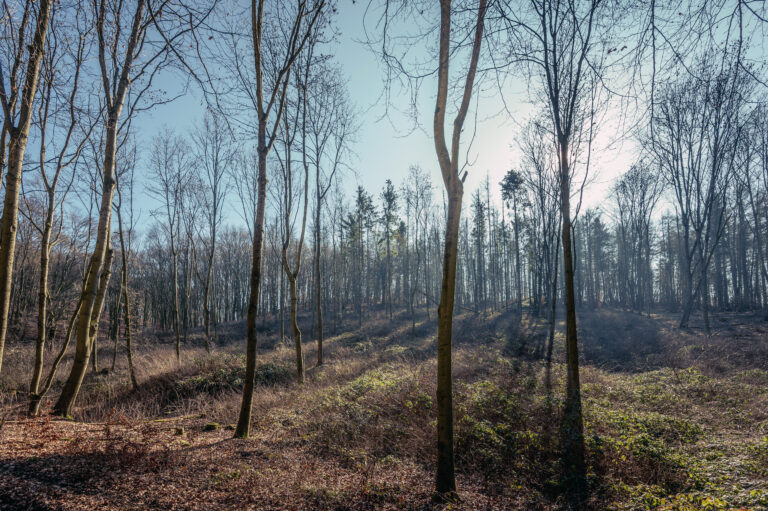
top-left (0, 307), bottom-right (767, 510)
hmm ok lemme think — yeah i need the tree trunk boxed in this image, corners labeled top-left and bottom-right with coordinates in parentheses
top-left (432, 0), bottom-right (485, 496)
top-left (116, 198), bottom-right (138, 390)
top-left (203, 261), bottom-right (212, 352)
top-left (288, 276), bottom-right (304, 383)
top-left (88, 243), bottom-right (115, 373)
top-left (28, 193), bottom-right (55, 415)
top-left (235, 136), bottom-right (268, 439)
top-left (435, 190), bottom-right (462, 495)
top-left (172, 243), bottom-right (182, 361)
top-left (559, 138), bottom-right (585, 502)
top-left (544, 232), bottom-right (561, 394)
top-left (110, 282), bottom-right (122, 371)
top-left (53, 117), bottom-right (120, 418)
top-left (315, 206), bottom-right (324, 365)
top-left (514, 198), bottom-right (522, 314)
top-left (29, 298), bottom-right (82, 416)
top-left (0, 0), bottom-right (53, 377)
top-left (122, 257), bottom-right (138, 390)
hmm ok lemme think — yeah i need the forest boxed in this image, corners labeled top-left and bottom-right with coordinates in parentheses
top-left (0, 0), bottom-right (767, 509)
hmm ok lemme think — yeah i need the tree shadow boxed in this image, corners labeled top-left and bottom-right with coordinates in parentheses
top-left (577, 309), bottom-right (663, 372)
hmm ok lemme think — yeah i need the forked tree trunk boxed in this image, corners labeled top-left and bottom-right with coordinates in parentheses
top-left (28, 298), bottom-right (82, 416)
top-left (281, 163), bottom-right (309, 383)
top-left (0, 0), bottom-right (54, 377)
top-left (53, 118), bottom-right (120, 418)
top-left (53, 0), bottom-right (145, 417)
top-left (235, 0), bottom-right (322, 441)
top-left (432, 0), bottom-right (486, 497)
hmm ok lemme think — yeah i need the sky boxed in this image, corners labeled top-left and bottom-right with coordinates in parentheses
top-left (140, 2), bottom-right (643, 229)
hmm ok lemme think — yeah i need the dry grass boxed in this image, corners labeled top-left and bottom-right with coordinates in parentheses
top-left (1, 307), bottom-right (767, 510)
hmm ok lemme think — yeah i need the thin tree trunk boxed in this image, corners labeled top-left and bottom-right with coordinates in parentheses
top-left (235, 140), bottom-right (268, 439)
top-left (116, 193), bottom-right (138, 390)
top-left (28, 193), bottom-right (55, 415)
top-left (435, 191), bottom-right (462, 495)
top-left (29, 298), bottom-right (82, 416)
top-left (544, 232), bottom-right (561, 394)
top-left (172, 243), bottom-right (182, 361)
top-left (203, 263), bottom-right (212, 351)
top-left (514, 198), bottom-right (522, 314)
top-left (315, 206), bottom-right (324, 365)
top-left (559, 138), bottom-right (586, 501)
top-left (288, 276), bottom-right (304, 383)
top-left (110, 284), bottom-right (122, 371)
top-left (433, 0), bottom-right (486, 497)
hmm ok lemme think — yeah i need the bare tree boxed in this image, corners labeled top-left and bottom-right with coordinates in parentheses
top-left (230, 0), bottom-right (325, 439)
top-left (115, 143), bottom-right (139, 390)
top-left (0, 0), bottom-right (54, 376)
top-left (147, 129), bottom-right (190, 362)
top-left (372, 0), bottom-right (489, 498)
top-left (650, 57), bottom-right (751, 330)
top-left (380, 180), bottom-right (399, 321)
top-left (306, 61), bottom-right (354, 365)
top-left (613, 161), bottom-right (661, 315)
top-left (54, 0), bottom-right (210, 417)
top-left (504, 0), bottom-right (612, 498)
top-left (192, 112), bottom-right (232, 351)
top-left (25, 6), bottom-right (94, 415)
top-left (275, 51), bottom-right (311, 384)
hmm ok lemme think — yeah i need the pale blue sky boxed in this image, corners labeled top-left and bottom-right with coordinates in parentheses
top-left (139, 2), bottom-right (642, 229)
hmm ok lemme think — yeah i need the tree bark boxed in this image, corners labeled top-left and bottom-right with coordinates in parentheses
top-left (28, 190), bottom-right (55, 415)
top-left (235, 139), bottom-right (268, 438)
top-left (172, 239), bottom-right (182, 361)
top-left (432, 0), bottom-right (486, 498)
top-left (315, 204), bottom-right (324, 365)
top-left (435, 190), bottom-right (462, 495)
top-left (117, 204), bottom-right (138, 390)
top-left (559, 138), bottom-right (586, 502)
top-left (53, 119), bottom-right (119, 417)
top-left (0, 0), bottom-right (54, 376)
top-left (29, 298), bottom-right (82, 416)
top-left (53, 0), bottom-right (145, 417)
